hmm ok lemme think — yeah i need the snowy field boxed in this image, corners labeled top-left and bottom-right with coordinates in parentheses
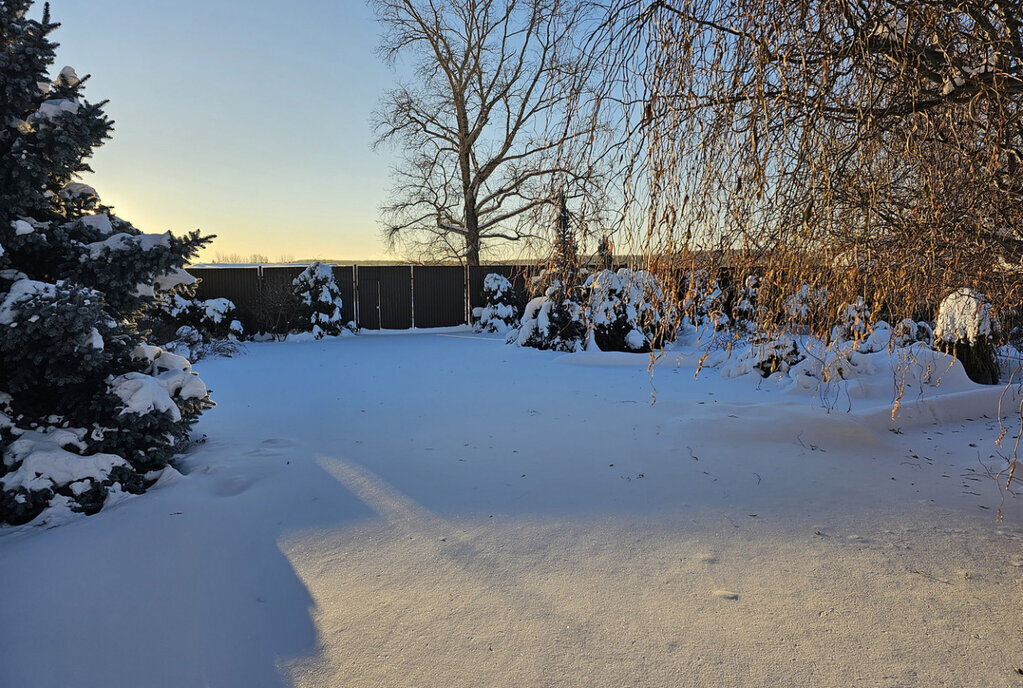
top-left (2, 329), bottom-right (1023, 687)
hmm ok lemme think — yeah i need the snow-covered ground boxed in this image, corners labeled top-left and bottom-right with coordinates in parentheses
top-left (2, 330), bottom-right (1022, 687)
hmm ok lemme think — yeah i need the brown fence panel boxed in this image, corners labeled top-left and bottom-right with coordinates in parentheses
top-left (468, 265), bottom-right (532, 317)
top-left (258, 266), bottom-right (306, 334)
top-left (330, 266), bottom-right (357, 326)
top-left (412, 266), bottom-right (466, 328)
top-left (187, 267), bottom-right (261, 331)
top-left (356, 266), bottom-right (412, 330)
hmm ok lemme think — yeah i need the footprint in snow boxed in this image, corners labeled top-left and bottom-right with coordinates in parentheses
top-left (244, 438), bottom-right (295, 457)
top-left (212, 473), bottom-right (259, 497)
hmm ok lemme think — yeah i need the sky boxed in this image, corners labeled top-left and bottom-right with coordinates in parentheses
top-left (46, 0), bottom-right (398, 262)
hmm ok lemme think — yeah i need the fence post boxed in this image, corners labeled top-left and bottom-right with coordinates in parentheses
top-left (353, 265), bottom-right (359, 329)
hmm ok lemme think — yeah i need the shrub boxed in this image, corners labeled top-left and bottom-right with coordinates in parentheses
top-left (145, 285), bottom-right (244, 357)
top-left (509, 282), bottom-right (587, 352)
top-left (585, 268), bottom-right (676, 352)
top-left (934, 287), bottom-right (1000, 384)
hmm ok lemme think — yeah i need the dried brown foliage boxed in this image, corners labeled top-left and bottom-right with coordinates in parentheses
top-left (587, 0), bottom-right (1023, 487)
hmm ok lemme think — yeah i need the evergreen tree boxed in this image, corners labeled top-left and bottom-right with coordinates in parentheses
top-left (473, 273), bottom-right (519, 333)
top-left (0, 1), bottom-right (213, 525)
top-left (291, 262), bottom-right (345, 339)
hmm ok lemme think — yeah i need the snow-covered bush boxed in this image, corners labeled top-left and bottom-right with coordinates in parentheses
top-left (893, 318), bottom-right (933, 348)
top-left (682, 269), bottom-right (729, 328)
top-left (292, 262), bottom-right (345, 339)
top-left (784, 284), bottom-right (829, 328)
top-left (720, 336), bottom-right (806, 379)
top-left (509, 282), bottom-right (587, 352)
top-left (831, 297), bottom-right (871, 345)
top-left (585, 268), bottom-right (676, 352)
top-left (0, 2), bottom-right (213, 525)
top-left (933, 287), bottom-right (1000, 384)
top-left (473, 273), bottom-right (519, 333)
top-left (732, 275), bottom-right (760, 333)
top-left (146, 286), bottom-right (244, 358)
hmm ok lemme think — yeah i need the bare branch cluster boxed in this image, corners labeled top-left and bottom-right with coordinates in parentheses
top-left (372, 0), bottom-right (612, 264)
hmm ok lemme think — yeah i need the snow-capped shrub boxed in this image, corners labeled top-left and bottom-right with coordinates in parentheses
top-left (732, 275), bottom-right (760, 333)
top-left (473, 273), bottom-right (519, 333)
top-left (585, 268), bottom-right (676, 352)
top-left (509, 283), bottom-right (587, 352)
top-left (147, 286), bottom-right (244, 348)
top-left (831, 297), bottom-right (871, 345)
top-left (720, 334), bottom-right (881, 388)
top-left (0, 3), bottom-right (213, 525)
top-left (720, 336), bottom-right (806, 379)
top-left (893, 318), bottom-right (933, 348)
top-left (934, 288), bottom-right (997, 346)
top-left (682, 269), bottom-right (729, 328)
top-left (785, 285), bottom-right (828, 327)
top-left (933, 287), bottom-right (1000, 384)
top-left (292, 262), bottom-right (345, 339)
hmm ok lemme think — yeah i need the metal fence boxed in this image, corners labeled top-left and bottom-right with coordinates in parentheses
top-left (187, 264), bottom-right (535, 333)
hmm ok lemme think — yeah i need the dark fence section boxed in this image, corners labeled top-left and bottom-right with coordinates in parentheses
top-left (356, 266), bottom-right (413, 330)
top-left (259, 266), bottom-right (307, 333)
top-left (191, 267), bottom-right (261, 327)
top-left (331, 266), bottom-right (357, 325)
top-left (187, 264), bottom-right (542, 333)
top-left (413, 266), bottom-right (466, 328)
top-left (468, 265), bottom-right (532, 315)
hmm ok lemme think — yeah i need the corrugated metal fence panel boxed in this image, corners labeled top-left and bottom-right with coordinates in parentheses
top-left (468, 265), bottom-right (531, 314)
top-left (330, 266), bottom-right (357, 325)
top-left (356, 266), bottom-right (413, 330)
top-left (188, 267), bottom-right (261, 331)
top-left (412, 266), bottom-right (466, 328)
top-left (259, 266), bottom-right (306, 334)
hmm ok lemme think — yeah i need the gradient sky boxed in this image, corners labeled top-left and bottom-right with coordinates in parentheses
top-left (46, 0), bottom-right (397, 262)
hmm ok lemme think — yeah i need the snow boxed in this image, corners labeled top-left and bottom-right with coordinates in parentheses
top-left (1, 331), bottom-right (1021, 686)
top-left (0, 279), bottom-right (57, 325)
top-left (85, 230), bottom-right (171, 259)
top-left (1, 429), bottom-right (125, 493)
top-left (153, 267), bottom-right (195, 292)
top-left (202, 298), bottom-right (235, 324)
top-left (110, 347), bottom-right (208, 420)
top-left (84, 327), bottom-right (104, 350)
top-left (110, 373), bottom-right (185, 421)
top-left (33, 98), bottom-right (80, 120)
top-left (11, 219), bottom-right (34, 236)
top-left (79, 213), bottom-right (114, 235)
top-left (56, 65), bottom-right (80, 88)
top-left (60, 182), bottom-right (98, 203)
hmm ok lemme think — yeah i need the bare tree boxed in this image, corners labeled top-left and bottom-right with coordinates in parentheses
top-left (371, 0), bottom-right (607, 265)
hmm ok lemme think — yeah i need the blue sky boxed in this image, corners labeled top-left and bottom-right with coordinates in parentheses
top-left (47, 0), bottom-right (397, 261)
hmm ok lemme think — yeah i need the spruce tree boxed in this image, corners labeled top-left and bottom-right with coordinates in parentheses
top-left (0, 1), bottom-right (213, 525)
top-left (291, 262), bottom-right (345, 339)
